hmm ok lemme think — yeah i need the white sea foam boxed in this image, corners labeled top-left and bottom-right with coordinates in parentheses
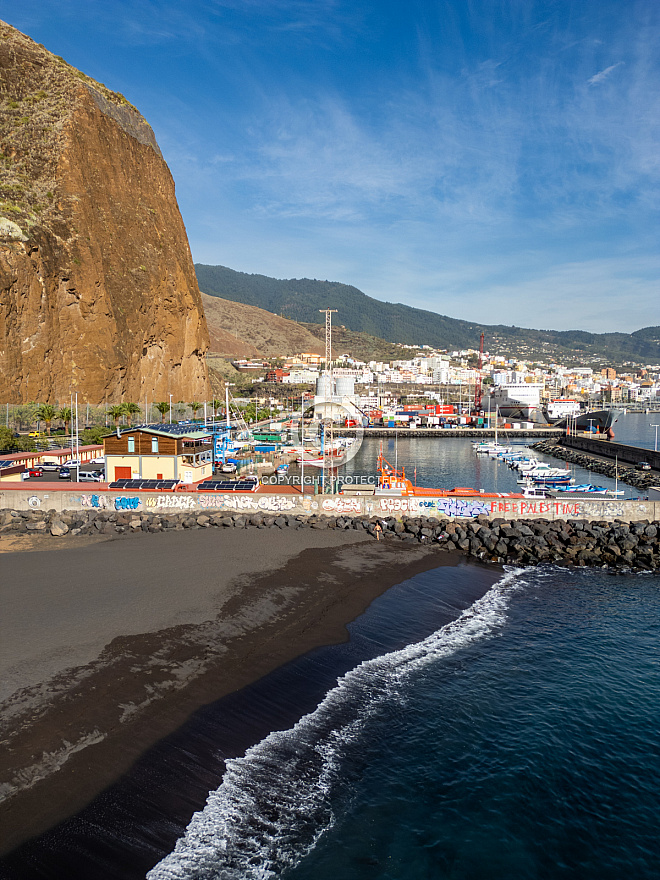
top-left (148, 567), bottom-right (528, 880)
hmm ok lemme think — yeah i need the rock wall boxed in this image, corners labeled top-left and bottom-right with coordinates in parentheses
top-left (0, 21), bottom-right (209, 403)
top-left (2, 508), bottom-right (659, 572)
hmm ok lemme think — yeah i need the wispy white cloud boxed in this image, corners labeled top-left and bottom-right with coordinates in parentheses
top-left (587, 61), bottom-right (624, 85)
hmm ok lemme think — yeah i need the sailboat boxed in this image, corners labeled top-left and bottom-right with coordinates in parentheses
top-left (473, 408), bottom-right (511, 456)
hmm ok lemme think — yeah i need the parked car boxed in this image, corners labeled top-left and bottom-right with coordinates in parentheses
top-left (58, 467), bottom-right (71, 479)
top-left (63, 459), bottom-right (81, 467)
top-left (79, 470), bottom-right (104, 482)
top-left (636, 461), bottom-right (652, 471)
top-left (28, 431), bottom-right (44, 438)
top-left (28, 467), bottom-right (43, 478)
top-left (40, 461), bottom-right (61, 472)
top-left (90, 456), bottom-right (105, 465)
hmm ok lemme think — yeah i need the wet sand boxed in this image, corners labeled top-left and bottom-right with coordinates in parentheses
top-left (0, 527), bottom-right (459, 855)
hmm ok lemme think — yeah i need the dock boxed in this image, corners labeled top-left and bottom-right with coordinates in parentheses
top-left (338, 427), bottom-right (565, 439)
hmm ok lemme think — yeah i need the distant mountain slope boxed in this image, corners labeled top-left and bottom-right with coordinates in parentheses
top-left (201, 292), bottom-right (324, 358)
top-left (195, 264), bottom-right (660, 365)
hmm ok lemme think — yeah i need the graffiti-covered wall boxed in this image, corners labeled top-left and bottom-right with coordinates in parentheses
top-left (1, 489), bottom-right (658, 523)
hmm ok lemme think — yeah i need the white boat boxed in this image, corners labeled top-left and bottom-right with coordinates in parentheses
top-left (521, 483), bottom-right (548, 499)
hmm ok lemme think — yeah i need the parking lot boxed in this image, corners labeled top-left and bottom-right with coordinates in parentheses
top-left (21, 463), bottom-right (105, 483)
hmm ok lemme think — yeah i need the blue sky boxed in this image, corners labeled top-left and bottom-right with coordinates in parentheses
top-left (5, 0), bottom-right (659, 333)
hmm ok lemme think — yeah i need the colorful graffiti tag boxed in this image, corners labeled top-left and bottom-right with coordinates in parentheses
top-left (81, 494), bottom-right (141, 510)
top-left (114, 496), bottom-right (141, 511)
top-left (378, 496), bottom-right (490, 518)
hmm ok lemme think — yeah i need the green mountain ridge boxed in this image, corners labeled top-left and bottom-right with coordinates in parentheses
top-left (195, 264), bottom-right (660, 366)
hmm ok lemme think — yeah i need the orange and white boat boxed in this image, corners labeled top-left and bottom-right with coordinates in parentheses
top-left (376, 449), bottom-right (524, 499)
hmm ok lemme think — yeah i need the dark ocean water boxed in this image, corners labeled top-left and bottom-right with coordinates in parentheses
top-left (147, 565), bottom-right (660, 880)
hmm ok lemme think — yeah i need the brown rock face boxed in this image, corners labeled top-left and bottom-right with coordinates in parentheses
top-left (0, 21), bottom-right (209, 403)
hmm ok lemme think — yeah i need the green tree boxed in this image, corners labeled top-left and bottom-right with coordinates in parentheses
top-left (211, 398), bottom-right (223, 417)
top-left (123, 402), bottom-right (141, 427)
top-left (189, 401), bottom-right (202, 420)
top-left (108, 404), bottom-right (125, 428)
top-left (58, 406), bottom-right (72, 434)
top-left (0, 426), bottom-right (14, 452)
top-left (155, 401), bottom-right (170, 423)
top-left (12, 405), bottom-right (36, 431)
top-left (81, 426), bottom-right (110, 445)
top-left (36, 403), bottom-right (57, 435)
top-left (0, 428), bottom-right (37, 452)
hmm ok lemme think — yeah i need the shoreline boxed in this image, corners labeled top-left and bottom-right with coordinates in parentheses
top-left (0, 528), bottom-right (465, 856)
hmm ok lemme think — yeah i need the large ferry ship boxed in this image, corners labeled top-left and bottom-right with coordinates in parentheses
top-left (482, 383), bottom-right (546, 423)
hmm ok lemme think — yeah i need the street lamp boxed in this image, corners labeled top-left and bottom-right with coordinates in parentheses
top-left (169, 394), bottom-right (172, 424)
top-left (651, 423), bottom-right (660, 452)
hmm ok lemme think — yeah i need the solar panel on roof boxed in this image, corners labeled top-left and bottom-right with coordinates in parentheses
top-left (0, 459), bottom-right (15, 468)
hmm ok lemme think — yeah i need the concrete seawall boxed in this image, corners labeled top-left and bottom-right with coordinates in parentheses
top-left (339, 427), bottom-right (564, 439)
top-left (561, 435), bottom-right (660, 469)
top-left (1, 487), bottom-right (658, 523)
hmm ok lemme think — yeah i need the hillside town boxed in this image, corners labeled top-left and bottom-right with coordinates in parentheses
top-left (232, 344), bottom-right (660, 415)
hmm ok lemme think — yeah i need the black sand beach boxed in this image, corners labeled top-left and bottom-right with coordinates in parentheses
top-left (0, 527), bottom-right (461, 857)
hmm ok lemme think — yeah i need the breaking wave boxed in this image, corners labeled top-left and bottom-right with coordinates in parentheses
top-left (148, 567), bottom-right (528, 880)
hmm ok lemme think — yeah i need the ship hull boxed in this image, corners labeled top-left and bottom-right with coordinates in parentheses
top-left (553, 409), bottom-right (622, 433)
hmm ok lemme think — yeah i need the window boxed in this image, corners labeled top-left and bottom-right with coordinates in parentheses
top-left (127, 437), bottom-right (135, 453)
top-left (151, 437), bottom-right (158, 453)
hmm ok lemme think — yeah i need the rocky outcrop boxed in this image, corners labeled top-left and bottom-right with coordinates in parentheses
top-left (0, 21), bottom-right (209, 403)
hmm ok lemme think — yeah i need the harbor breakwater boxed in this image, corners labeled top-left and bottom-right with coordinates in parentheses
top-left (2, 506), bottom-right (659, 571)
top-left (532, 438), bottom-right (657, 491)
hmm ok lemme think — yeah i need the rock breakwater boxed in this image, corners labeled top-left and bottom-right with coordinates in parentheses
top-left (2, 508), bottom-right (659, 572)
top-left (532, 438), bottom-right (655, 492)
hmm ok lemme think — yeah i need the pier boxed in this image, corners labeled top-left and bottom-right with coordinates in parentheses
top-left (339, 427), bottom-right (565, 439)
top-left (560, 435), bottom-right (660, 470)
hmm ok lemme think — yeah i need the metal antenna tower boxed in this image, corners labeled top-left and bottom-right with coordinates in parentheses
top-left (320, 308), bottom-right (338, 373)
top-left (319, 309), bottom-right (338, 492)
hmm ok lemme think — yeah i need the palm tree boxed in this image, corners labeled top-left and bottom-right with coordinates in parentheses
top-left (58, 406), bottom-right (72, 435)
top-left (124, 402), bottom-right (141, 427)
top-left (155, 401), bottom-right (170, 423)
top-left (189, 401), bottom-right (202, 421)
top-left (36, 403), bottom-right (57, 435)
top-left (212, 398), bottom-right (222, 417)
top-left (108, 404), bottom-right (125, 428)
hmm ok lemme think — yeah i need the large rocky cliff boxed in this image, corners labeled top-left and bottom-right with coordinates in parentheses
top-left (0, 21), bottom-right (209, 404)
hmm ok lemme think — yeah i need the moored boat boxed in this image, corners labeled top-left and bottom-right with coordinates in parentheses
top-left (375, 450), bottom-right (524, 498)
